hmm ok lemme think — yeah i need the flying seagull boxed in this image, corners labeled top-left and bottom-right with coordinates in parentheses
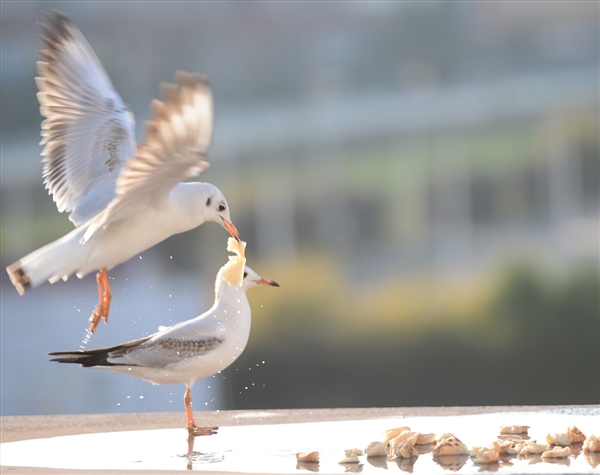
top-left (50, 239), bottom-right (278, 445)
top-left (6, 12), bottom-right (240, 333)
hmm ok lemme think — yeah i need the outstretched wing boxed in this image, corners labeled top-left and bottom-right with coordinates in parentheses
top-left (82, 71), bottom-right (213, 241)
top-left (37, 11), bottom-right (137, 225)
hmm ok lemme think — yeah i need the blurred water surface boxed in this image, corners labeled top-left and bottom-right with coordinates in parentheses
top-left (1, 260), bottom-right (229, 416)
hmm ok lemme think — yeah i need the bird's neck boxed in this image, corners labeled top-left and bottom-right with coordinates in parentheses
top-left (208, 284), bottom-right (251, 330)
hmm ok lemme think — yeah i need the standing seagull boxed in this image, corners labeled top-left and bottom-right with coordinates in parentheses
top-left (6, 12), bottom-right (239, 333)
top-left (49, 239), bottom-right (278, 443)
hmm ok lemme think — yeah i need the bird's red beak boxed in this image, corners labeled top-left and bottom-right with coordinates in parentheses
top-left (221, 217), bottom-right (241, 241)
top-left (255, 277), bottom-right (280, 287)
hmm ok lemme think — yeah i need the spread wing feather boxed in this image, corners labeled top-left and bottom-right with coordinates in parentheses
top-left (37, 11), bottom-right (137, 225)
top-left (82, 71), bottom-right (213, 241)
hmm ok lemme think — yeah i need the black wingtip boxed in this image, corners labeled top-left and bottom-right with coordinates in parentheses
top-left (49, 357), bottom-right (77, 364)
top-left (38, 10), bottom-right (75, 50)
top-left (6, 264), bottom-right (32, 296)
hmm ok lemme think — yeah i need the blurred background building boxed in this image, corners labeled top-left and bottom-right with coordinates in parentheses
top-left (1, 1), bottom-right (598, 416)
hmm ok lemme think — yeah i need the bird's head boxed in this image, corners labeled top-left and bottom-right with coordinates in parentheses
top-left (241, 266), bottom-right (280, 291)
top-left (203, 184), bottom-right (240, 241)
top-left (215, 238), bottom-right (279, 293)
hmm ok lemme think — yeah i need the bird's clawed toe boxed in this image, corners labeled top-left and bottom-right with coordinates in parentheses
top-left (88, 300), bottom-right (109, 333)
top-left (187, 424), bottom-right (219, 437)
top-left (88, 268), bottom-right (112, 333)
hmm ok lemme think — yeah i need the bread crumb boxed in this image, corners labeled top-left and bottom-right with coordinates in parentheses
top-left (219, 238), bottom-right (246, 286)
top-left (296, 451), bottom-right (319, 463)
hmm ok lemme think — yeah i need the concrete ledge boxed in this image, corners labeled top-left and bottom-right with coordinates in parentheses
top-left (3, 405), bottom-right (596, 442)
top-left (1, 406), bottom-right (598, 475)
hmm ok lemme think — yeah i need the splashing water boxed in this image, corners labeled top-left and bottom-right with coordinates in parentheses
top-left (80, 327), bottom-right (93, 347)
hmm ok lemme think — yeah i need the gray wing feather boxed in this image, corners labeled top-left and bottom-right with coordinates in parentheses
top-left (103, 315), bottom-right (221, 368)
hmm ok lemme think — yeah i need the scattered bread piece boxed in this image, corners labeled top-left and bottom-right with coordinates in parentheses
top-left (583, 435), bottom-right (600, 453)
top-left (392, 438), bottom-right (419, 458)
top-left (339, 449), bottom-right (361, 464)
top-left (470, 447), bottom-right (500, 464)
top-left (520, 440), bottom-right (550, 455)
top-left (383, 427), bottom-right (411, 444)
top-left (500, 425), bottom-right (529, 435)
top-left (296, 452), bottom-right (319, 463)
top-left (389, 430), bottom-right (418, 448)
top-left (435, 432), bottom-right (454, 442)
top-left (365, 441), bottom-right (388, 457)
top-left (512, 442), bottom-right (525, 454)
top-left (415, 433), bottom-right (436, 445)
top-left (432, 435), bottom-right (470, 456)
top-left (547, 432), bottom-right (571, 447)
top-left (491, 439), bottom-right (522, 455)
top-left (542, 446), bottom-right (571, 458)
top-left (568, 425), bottom-right (586, 443)
top-left (498, 434), bottom-right (524, 442)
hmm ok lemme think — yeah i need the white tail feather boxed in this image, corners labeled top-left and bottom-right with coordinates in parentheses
top-left (6, 226), bottom-right (89, 293)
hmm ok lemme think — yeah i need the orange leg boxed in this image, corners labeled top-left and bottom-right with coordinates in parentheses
top-left (184, 387), bottom-right (218, 441)
top-left (88, 268), bottom-right (112, 333)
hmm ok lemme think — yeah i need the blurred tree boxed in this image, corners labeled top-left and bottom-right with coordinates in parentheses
top-left (225, 265), bottom-right (599, 408)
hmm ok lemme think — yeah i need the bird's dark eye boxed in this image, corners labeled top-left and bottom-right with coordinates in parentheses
top-left (218, 203), bottom-right (226, 212)
top-left (206, 197), bottom-right (212, 207)
top-left (243, 271), bottom-right (248, 278)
